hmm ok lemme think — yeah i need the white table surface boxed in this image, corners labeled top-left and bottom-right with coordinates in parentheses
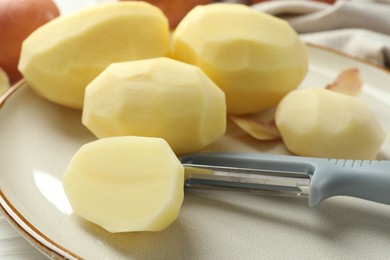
top-left (0, 216), bottom-right (46, 259)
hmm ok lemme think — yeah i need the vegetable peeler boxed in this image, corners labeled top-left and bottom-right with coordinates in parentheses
top-left (180, 153), bottom-right (390, 207)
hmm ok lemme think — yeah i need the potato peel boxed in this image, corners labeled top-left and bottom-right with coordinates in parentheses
top-left (325, 68), bottom-right (362, 97)
top-left (229, 108), bottom-right (281, 141)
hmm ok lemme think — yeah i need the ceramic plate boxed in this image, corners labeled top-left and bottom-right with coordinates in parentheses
top-left (1, 43), bottom-right (390, 259)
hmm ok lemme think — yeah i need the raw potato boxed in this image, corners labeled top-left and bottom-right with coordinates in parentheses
top-left (18, 2), bottom-right (169, 109)
top-left (82, 57), bottom-right (226, 155)
top-left (121, 0), bottom-right (212, 29)
top-left (275, 88), bottom-right (387, 160)
top-left (0, 0), bottom-right (60, 81)
top-left (172, 3), bottom-right (308, 115)
top-left (62, 136), bottom-right (184, 233)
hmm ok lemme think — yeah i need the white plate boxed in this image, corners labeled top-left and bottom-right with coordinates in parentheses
top-left (1, 44), bottom-right (390, 259)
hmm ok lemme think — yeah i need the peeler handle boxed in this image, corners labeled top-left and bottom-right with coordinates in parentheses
top-left (309, 159), bottom-right (390, 207)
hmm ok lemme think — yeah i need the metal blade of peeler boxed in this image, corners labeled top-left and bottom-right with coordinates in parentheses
top-left (180, 152), bottom-right (390, 207)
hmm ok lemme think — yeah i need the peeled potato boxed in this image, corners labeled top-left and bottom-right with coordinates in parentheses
top-left (62, 136), bottom-right (184, 233)
top-left (82, 57), bottom-right (226, 155)
top-left (19, 2), bottom-right (169, 109)
top-left (122, 0), bottom-right (212, 29)
top-left (172, 3), bottom-right (308, 115)
top-left (275, 88), bottom-right (386, 160)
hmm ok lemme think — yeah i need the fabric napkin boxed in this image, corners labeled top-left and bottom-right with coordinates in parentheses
top-left (251, 0), bottom-right (390, 68)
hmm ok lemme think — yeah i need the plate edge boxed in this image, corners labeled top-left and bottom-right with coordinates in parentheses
top-left (305, 42), bottom-right (390, 74)
top-left (0, 82), bottom-right (82, 260)
top-left (0, 191), bottom-right (81, 260)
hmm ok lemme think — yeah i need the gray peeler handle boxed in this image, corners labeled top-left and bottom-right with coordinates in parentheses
top-left (309, 159), bottom-right (390, 207)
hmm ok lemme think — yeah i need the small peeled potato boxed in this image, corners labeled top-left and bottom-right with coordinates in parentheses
top-left (172, 3), bottom-right (308, 115)
top-left (19, 2), bottom-right (169, 109)
top-left (62, 136), bottom-right (184, 233)
top-left (82, 57), bottom-right (226, 155)
top-left (275, 88), bottom-right (387, 160)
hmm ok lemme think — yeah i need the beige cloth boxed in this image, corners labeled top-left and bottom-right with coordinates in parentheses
top-left (252, 0), bottom-right (390, 68)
